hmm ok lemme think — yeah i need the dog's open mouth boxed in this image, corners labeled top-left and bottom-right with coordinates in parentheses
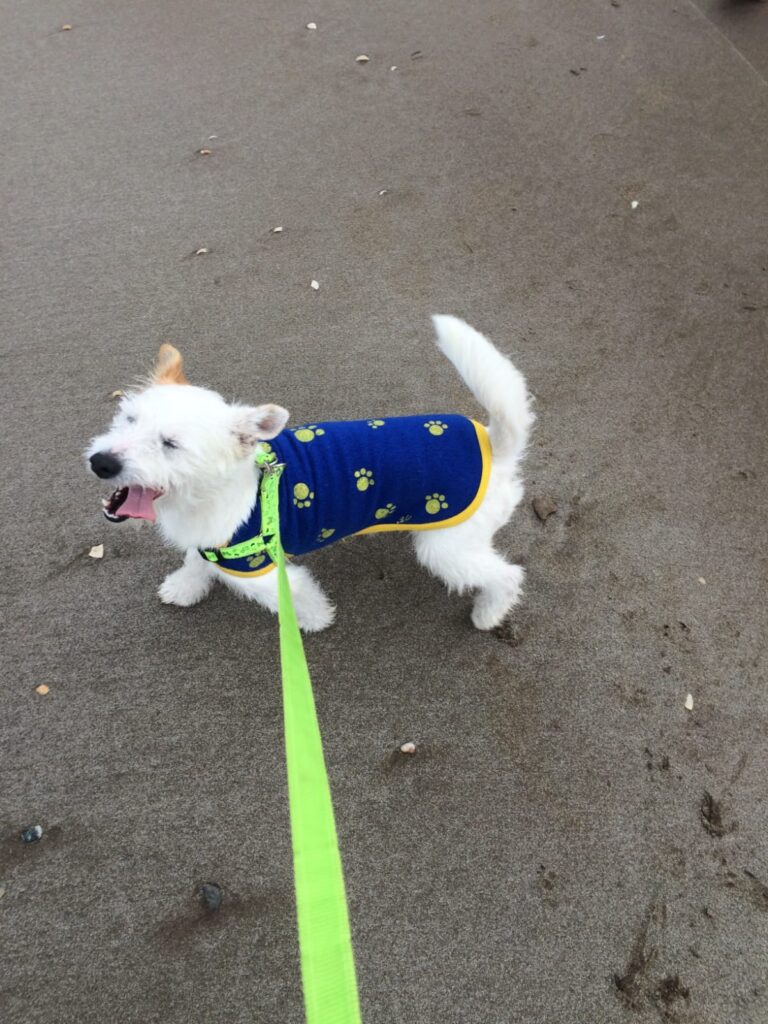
top-left (102, 485), bottom-right (164, 523)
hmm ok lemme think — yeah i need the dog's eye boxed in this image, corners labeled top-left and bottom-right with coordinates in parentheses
top-left (162, 437), bottom-right (179, 450)
top-left (126, 415), bottom-right (136, 424)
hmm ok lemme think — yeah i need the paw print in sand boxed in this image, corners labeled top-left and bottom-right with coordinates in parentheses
top-left (374, 503), bottom-right (396, 520)
top-left (293, 482), bottom-right (315, 508)
top-left (354, 468), bottom-right (375, 491)
top-left (247, 553), bottom-right (266, 569)
top-left (317, 527), bottom-right (335, 542)
top-left (293, 425), bottom-right (325, 443)
top-left (425, 493), bottom-right (448, 514)
top-left (424, 420), bottom-right (448, 436)
top-left (367, 419), bottom-right (385, 429)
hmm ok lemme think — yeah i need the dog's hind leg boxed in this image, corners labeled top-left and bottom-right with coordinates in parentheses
top-left (412, 491), bottom-right (524, 630)
top-left (159, 548), bottom-right (217, 606)
top-left (412, 456), bottom-right (526, 629)
top-left (468, 558), bottom-right (524, 630)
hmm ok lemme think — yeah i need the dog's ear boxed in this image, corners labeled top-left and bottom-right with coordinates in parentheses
top-left (152, 344), bottom-right (188, 385)
top-left (231, 404), bottom-right (290, 452)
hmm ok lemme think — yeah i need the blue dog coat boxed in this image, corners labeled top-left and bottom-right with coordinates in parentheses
top-left (203, 414), bottom-right (491, 577)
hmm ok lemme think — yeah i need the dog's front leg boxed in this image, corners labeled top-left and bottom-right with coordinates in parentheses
top-left (159, 549), bottom-right (216, 607)
top-left (220, 563), bottom-right (335, 632)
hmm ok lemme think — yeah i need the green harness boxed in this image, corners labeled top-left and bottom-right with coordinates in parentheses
top-left (205, 450), bottom-right (361, 1023)
top-left (200, 449), bottom-right (285, 564)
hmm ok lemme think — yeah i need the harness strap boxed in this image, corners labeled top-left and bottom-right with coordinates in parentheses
top-left (200, 447), bottom-right (283, 564)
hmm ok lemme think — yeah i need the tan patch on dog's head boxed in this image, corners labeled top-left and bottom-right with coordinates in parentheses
top-left (152, 344), bottom-right (188, 385)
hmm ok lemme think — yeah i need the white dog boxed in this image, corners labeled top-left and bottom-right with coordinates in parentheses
top-left (86, 317), bottom-right (533, 632)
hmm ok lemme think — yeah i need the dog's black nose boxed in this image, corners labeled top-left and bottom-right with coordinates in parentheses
top-left (90, 451), bottom-right (122, 479)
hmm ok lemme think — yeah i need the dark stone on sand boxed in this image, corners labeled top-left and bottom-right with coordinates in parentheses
top-left (533, 496), bottom-right (558, 521)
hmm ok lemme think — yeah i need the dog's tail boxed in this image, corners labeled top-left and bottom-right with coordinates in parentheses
top-left (432, 315), bottom-right (533, 461)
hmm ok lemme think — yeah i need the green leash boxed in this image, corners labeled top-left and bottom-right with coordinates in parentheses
top-left (248, 453), bottom-right (362, 1024)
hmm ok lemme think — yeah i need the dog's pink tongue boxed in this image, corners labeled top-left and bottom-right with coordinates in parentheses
top-left (119, 486), bottom-right (161, 521)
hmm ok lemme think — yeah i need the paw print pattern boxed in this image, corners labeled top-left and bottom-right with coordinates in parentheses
top-left (425, 493), bottom-right (448, 514)
top-left (374, 503), bottom-right (396, 520)
top-left (397, 514), bottom-right (413, 524)
top-left (293, 425), bottom-right (325, 443)
top-left (317, 527), bottom-right (335, 542)
top-left (354, 468), bottom-right (375, 491)
top-left (293, 482), bottom-right (315, 508)
top-left (259, 442), bottom-right (274, 454)
top-left (367, 419), bottom-right (385, 429)
top-left (424, 420), bottom-right (448, 436)
top-left (247, 553), bottom-right (266, 569)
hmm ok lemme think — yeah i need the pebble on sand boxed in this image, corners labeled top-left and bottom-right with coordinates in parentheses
top-left (533, 495), bottom-right (557, 521)
top-left (199, 882), bottom-right (223, 911)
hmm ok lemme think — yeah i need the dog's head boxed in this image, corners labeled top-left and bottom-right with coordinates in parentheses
top-left (86, 344), bottom-right (288, 523)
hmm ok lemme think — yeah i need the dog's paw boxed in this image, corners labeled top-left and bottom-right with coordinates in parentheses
top-left (471, 602), bottom-right (504, 631)
top-left (158, 569), bottom-right (211, 607)
top-left (471, 605), bottom-right (506, 630)
top-left (471, 566), bottom-right (524, 630)
top-left (296, 597), bottom-right (336, 633)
